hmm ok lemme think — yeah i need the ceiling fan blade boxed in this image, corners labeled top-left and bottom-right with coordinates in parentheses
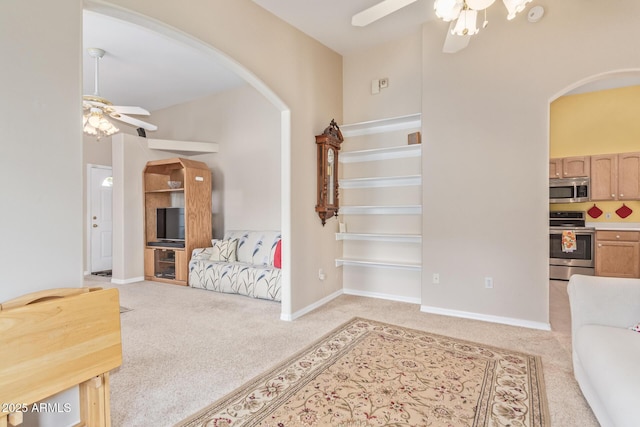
top-left (352, 0), bottom-right (418, 27)
top-left (111, 105), bottom-right (151, 116)
top-left (110, 113), bottom-right (158, 131)
top-left (442, 22), bottom-right (471, 53)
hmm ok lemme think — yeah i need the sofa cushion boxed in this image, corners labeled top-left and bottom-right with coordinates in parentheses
top-left (574, 325), bottom-right (640, 427)
top-left (274, 239), bottom-right (282, 269)
top-left (209, 239), bottom-right (238, 262)
top-left (224, 231), bottom-right (281, 266)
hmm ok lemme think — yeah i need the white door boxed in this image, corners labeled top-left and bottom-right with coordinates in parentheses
top-left (90, 166), bottom-right (113, 273)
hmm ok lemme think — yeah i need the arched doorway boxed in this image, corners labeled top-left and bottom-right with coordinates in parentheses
top-left (548, 69), bottom-right (640, 332)
top-left (83, 1), bottom-right (293, 318)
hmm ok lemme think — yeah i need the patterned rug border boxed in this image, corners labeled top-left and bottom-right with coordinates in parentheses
top-left (177, 317), bottom-right (550, 427)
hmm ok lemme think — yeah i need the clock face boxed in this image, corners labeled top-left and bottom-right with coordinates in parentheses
top-left (327, 148), bottom-right (334, 164)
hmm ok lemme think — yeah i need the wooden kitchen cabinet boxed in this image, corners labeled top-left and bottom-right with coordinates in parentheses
top-left (595, 230), bottom-right (640, 278)
top-left (618, 152), bottom-right (640, 199)
top-left (549, 158), bottom-right (562, 179)
top-left (549, 156), bottom-right (590, 179)
top-left (591, 154), bottom-right (617, 200)
top-left (591, 152), bottom-right (640, 200)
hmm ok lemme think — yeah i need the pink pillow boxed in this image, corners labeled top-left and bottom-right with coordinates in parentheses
top-left (274, 239), bottom-right (282, 269)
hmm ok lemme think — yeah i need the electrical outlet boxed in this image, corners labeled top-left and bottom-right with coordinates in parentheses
top-left (432, 273), bottom-right (440, 284)
top-left (379, 77), bottom-right (389, 88)
top-left (484, 277), bottom-right (493, 289)
top-left (318, 268), bottom-right (326, 281)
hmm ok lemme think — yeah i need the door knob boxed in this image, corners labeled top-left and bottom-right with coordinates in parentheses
top-left (93, 224), bottom-right (98, 228)
top-left (93, 216), bottom-right (97, 220)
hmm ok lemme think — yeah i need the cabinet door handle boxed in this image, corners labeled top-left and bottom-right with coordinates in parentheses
top-left (598, 243), bottom-right (602, 247)
top-left (620, 193), bottom-right (624, 197)
top-left (616, 235), bottom-right (620, 239)
top-left (612, 194), bottom-right (616, 198)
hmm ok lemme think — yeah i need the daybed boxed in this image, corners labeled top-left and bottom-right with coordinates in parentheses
top-left (188, 230), bottom-right (282, 301)
top-left (567, 274), bottom-right (640, 427)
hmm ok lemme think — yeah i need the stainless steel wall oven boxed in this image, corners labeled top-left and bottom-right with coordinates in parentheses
top-left (549, 211), bottom-right (595, 280)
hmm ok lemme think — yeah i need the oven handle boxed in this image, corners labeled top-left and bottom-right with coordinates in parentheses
top-left (549, 229), bottom-right (595, 235)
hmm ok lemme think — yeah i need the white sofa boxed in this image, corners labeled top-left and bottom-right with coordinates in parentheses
top-left (188, 230), bottom-right (281, 301)
top-left (567, 274), bottom-right (640, 427)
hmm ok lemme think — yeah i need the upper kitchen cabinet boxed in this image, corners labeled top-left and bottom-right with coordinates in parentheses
top-left (618, 152), bottom-right (640, 200)
top-left (549, 156), bottom-right (590, 179)
top-left (591, 152), bottom-right (640, 201)
top-left (591, 154), bottom-right (617, 200)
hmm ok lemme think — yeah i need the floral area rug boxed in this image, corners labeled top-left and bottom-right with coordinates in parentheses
top-left (178, 318), bottom-right (549, 427)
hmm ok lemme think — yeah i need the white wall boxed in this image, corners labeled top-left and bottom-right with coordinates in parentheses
top-left (0, 0), bottom-right (83, 297)
top-left (152, 85), bottom-right (281, 235)
top-left (1, 0), bottom-right (83, 425)
top-left (341, 0), bottom-right (640, 329)
top-left (343, 31), bottom-right (422, 124)
top-left (420, 0), bottom-right (640, 327)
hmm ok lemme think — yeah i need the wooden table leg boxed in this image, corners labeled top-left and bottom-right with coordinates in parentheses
top-left (7, 412), bottom-right (23, 426)
top-left (79, 373), bottom-right (110, 427)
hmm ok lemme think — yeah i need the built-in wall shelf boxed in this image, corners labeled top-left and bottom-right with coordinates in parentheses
top-left (337, 114), bottom-right (423, 303)
top-left (340, 144), bottom-right (421, 164)
top-left (336, 258), bottom-right (422, 271)
top-left (341, 205), bottom-right (422, 215)
top-left (340, 114), bottom-right (421, 137)
top-left (148, 138), bottom-right (219, 156)
top-left (336, 233), bottom-right (421, 243)
top-left (339, 175), bottom-right (421, 189)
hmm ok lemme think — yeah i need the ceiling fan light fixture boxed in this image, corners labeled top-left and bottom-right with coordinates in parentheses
top-left (452, 8), bottom-right (479, 36)
top-left (82, 47), bottom-right (156, 138)
top-left (502, 0), bottom-right (532, 20)
top-left (434, 0), bottom-right (463, 21)
top-left (466, 0), bottom-right (496, 9)
top-left (83, 108), bottom-right (119, 140)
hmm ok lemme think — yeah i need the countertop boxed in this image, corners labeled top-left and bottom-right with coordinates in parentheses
top-left (586, 222), bottom-right (640, 231)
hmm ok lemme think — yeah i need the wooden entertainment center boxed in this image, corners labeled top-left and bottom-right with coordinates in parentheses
top-left (143, 158), bottom-right (212, 286)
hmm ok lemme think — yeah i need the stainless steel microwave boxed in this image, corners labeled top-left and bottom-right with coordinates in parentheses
top-left (549, 177), bottom-right (590, 203)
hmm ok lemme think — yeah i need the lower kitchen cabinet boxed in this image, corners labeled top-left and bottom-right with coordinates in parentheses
top-left (595, 230), bottom-right (640, 278)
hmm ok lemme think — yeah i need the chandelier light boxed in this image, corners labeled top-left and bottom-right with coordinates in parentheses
top-left (434, 0), bottom-right (532, 36)
top-left (83, 107), bottom-right (119, 140)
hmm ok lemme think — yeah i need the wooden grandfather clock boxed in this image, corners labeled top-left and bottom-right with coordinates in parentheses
top-left (315, 119), bottom-right (343, 226)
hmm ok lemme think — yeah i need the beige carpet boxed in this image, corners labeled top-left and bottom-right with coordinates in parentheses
top-left (86, 277), bottom-right (598, 427)
top-left (178, 318), bottom-right (549, 427)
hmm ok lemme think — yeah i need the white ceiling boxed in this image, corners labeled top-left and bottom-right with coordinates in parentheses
top-left (83, 10), bottom-right (245, 112)
top-left (83, 3), bottom-right (640, 116)
top-left (82, 2), bottom-right (438, 116)
top-left (251, 0), bottom-right (437, 55)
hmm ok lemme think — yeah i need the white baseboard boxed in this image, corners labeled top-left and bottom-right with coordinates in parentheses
top-left (110, 276), bottom-right (145, 285)
top-left (281, 289), bottom-right (343, 321)
top-left (420, 305), bottom-right (551, 331)
top-left (343, 288), bottom-right (420, 305)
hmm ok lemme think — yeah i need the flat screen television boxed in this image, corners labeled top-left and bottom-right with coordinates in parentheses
top-left (156, 207), bottom-right (185, 241)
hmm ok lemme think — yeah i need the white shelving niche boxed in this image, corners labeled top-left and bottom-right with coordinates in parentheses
top-left (337, 114), bottom-right (422, 304)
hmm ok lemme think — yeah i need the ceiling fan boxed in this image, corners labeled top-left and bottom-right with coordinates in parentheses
top-left (352, 0), bottom-right (533, 53)
top-left (83, 47), bottom-right (157, 138)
